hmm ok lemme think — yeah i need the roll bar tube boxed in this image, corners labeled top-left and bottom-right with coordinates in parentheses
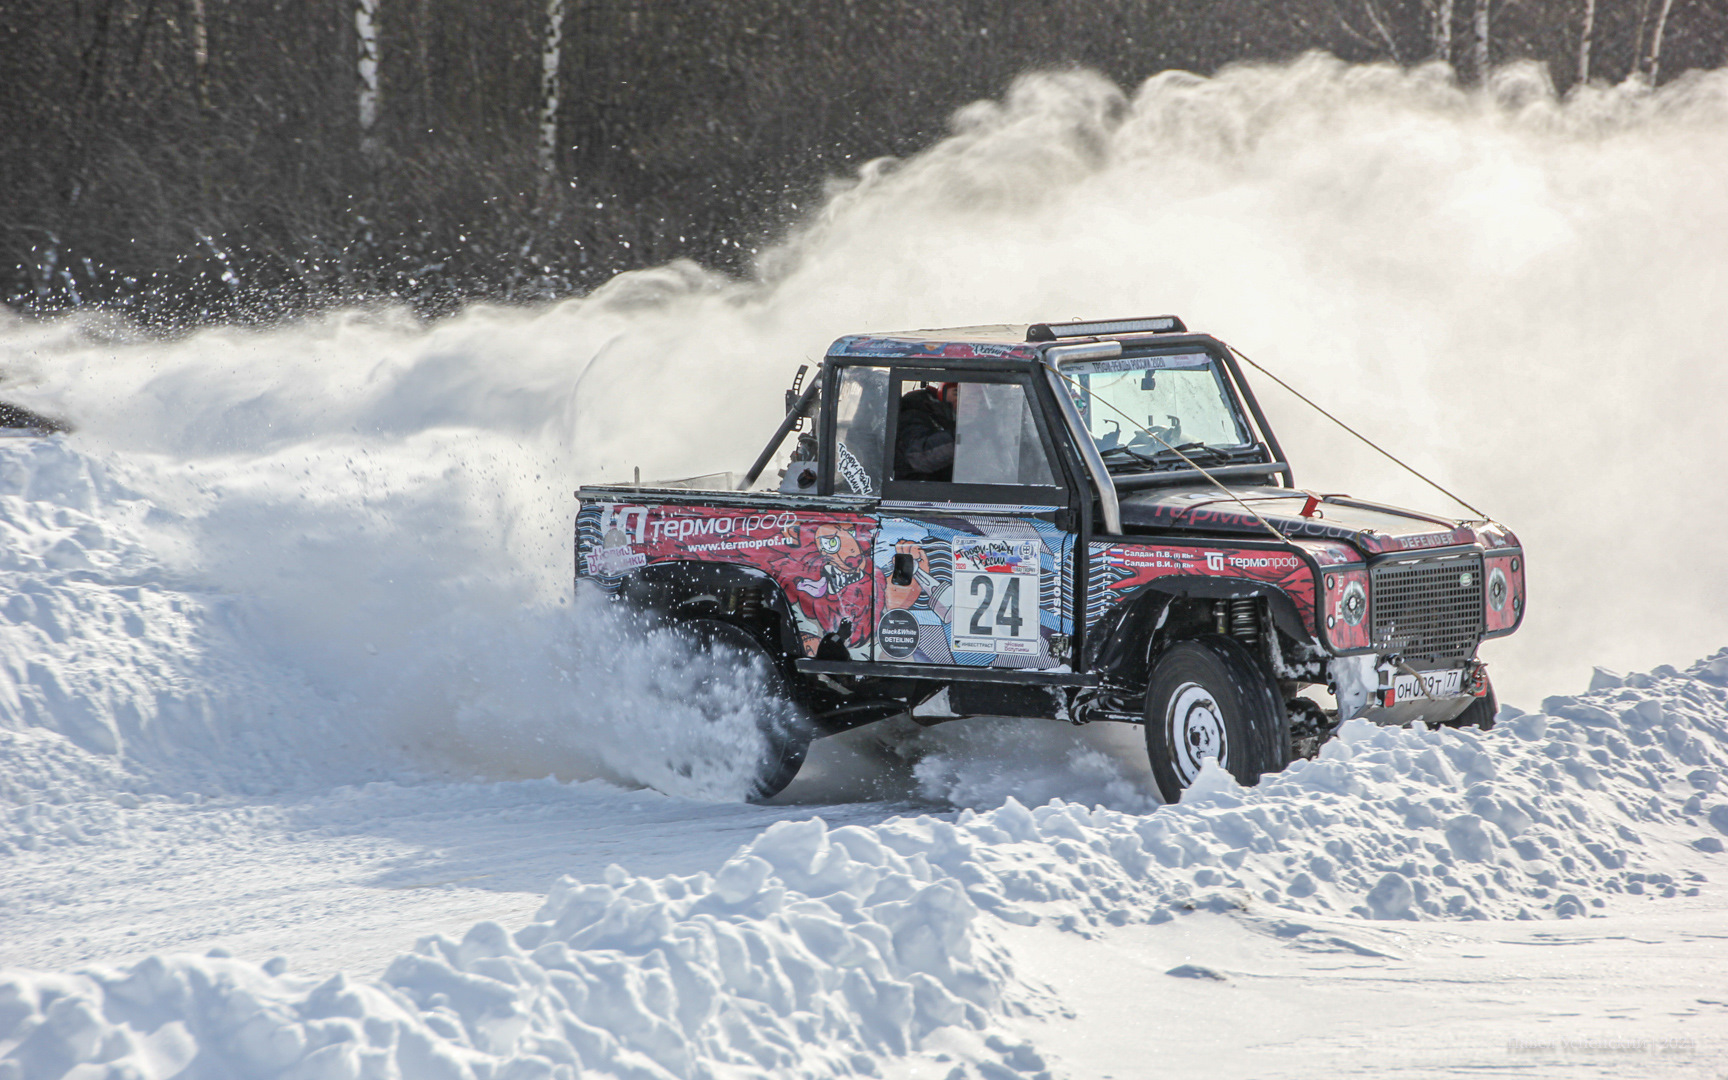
top-left (1042, 341), bottom-right (1123, 535)
top-left (738, 375), bottom-right (823, 490)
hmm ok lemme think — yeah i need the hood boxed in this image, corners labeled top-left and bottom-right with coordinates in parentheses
top-left (1116, 486), bottom-right (1516, 556)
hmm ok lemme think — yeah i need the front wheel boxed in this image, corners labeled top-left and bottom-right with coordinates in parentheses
top-left (670, 617), bottom-right (815, 802)
top-left (1144, 635), bottom-right (1289, 804)
top-left (1443, 678), bottom-right (1498, 731)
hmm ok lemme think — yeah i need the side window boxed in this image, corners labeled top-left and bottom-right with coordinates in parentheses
top-left (831, 366), bottom-right (890, 495)
top-left (953, 382), bottom-right (1057, 487)
top-left (893, 379), bottom-right (1057, 488)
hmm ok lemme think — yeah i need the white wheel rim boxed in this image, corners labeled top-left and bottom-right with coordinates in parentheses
top-left (1165, 681), bottom-right (1228, 784)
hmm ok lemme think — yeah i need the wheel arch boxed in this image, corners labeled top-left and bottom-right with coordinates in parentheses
top-left (613, 560), bottom-right (805, 661)
top-left (1085, 576), bottom-right (1308, 687)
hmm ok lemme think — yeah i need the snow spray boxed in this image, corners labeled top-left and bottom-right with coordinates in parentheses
top-left (2, 55), bottom-right (1725, 798)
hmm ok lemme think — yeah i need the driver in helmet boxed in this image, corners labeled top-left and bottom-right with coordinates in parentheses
top-left (894, 381), bottom-right (957, 482)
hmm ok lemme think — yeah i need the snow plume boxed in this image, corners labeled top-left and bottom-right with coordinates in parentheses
top-left (758, 57), bottom-right (1728, 707)
top-left (0, 300), bottom-right (798, 798)
top-left (0, 58), bottom-right (1723, 774)
top-left (1, 57), bottom-right (1724, 776)
top-left (4, 651), bottom-right (1727, 1078)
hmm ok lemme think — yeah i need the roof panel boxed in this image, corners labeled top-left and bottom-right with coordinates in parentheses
top-left (829, 326), bottom-right (1041, 362)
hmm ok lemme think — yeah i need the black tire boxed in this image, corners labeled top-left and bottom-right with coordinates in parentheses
top-left (1144, 635), bottom-right (1289, 804)
top-left (671, 617), bottom-right (814, 802)
top-left (1444, 678), bottom-right (1498, 731)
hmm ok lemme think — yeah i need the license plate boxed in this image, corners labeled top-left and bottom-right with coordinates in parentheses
top-left (1389, 668), bottom-right (1464, 703)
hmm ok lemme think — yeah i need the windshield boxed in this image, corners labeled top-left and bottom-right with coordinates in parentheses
top-left (1062, 352), bottom-right (1250, 470)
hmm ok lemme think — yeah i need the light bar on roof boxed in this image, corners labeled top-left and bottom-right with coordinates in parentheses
top-left (1026, 315), bottom-right (1185, 341)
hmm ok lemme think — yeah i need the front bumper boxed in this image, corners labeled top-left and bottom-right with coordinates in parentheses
top-left (1332, 656), bottom-right (1489, 726)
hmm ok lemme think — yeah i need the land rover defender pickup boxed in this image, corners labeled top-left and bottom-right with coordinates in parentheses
top-left (575, 316), bottom-right (1526, 801)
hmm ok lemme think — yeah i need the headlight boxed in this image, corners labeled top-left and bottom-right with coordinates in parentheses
top-left (1341, 580), bottom-right (1367, 626)
top-left (1487, 567), bottom-right (1508, 611)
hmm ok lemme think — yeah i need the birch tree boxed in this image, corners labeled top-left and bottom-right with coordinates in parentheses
top-left (1472, 0), bottom-right (1490, 82)
top-left (1645, 0), bottom-right (1678, 83)
top-left (355, 0), bottom-right (381, 154)
top-left (1577, 0), bottom-right (1597, 83)
top-left (1432, 0), bottom-right (1454, 62)
top-left (537, 0), bottom-right (566, 179)
top-left (189, 0), bottom-right (210, 107)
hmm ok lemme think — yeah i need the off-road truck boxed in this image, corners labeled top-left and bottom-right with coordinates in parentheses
top-left (575, 316), bottom-right (1526, 801)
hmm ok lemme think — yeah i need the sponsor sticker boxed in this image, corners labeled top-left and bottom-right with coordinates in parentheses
top-left (589, 505), bottom-right (650, 576)
top-left (877, 609), bottom-right (919, 658)
top-left (835, 441), bottom-right (873, 495)
top-left (950, 536), bottom-right (1041, 656)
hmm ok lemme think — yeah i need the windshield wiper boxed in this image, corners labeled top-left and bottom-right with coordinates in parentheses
top-left (1154, 441), bottom-right (1234, 465)
top-left (1100, 445), bottom-right (1159, 471)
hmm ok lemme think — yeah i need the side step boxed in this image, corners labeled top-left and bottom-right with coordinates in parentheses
top-left (795, 659), bottom-right (1098, 687)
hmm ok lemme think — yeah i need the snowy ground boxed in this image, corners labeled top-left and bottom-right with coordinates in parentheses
top-left (2, 430), bottom-right (1724, 1079)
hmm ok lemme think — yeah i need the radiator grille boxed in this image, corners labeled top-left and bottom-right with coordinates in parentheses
top-left (1370, 554), bottom-right (1485, 667)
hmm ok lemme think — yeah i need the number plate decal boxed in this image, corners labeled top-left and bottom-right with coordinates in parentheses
top-left (950, 536), bottom-right (1042, 655)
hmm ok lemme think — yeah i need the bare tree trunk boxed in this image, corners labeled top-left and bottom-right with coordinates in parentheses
top-left (1577, 0), bottom-right (1596, 84)
top-left (355, 0), bottom-right (381, 155)
top-left (1472, 0), bottom-right (1490, 83)
top-left (1645, 0), bottom-right (1677, 83)
top-left (416, 0), bottom-right (431, 128)
top-left (538, 0), bottom-right (566, 179)
top-left (1362, 0), bottom-right (1401, 62)
top-left (1432, 0), bottom-right (1454, 62)
top-left (189, 0), bottom-right (210, 107)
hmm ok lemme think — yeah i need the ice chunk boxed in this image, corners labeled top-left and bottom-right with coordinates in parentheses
top-left (1179, 756), bottom-right (1244, 807)
top-left (1589, 667), bottom-right (1625, 691)
top-left (1364, 873), bottom-right (1415, 920)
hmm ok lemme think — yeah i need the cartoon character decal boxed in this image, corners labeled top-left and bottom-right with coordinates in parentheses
top-left (765, 521), bottom-right (882, 656)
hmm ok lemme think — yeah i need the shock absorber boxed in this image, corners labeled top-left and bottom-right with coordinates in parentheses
top-left (724, 586), bottom-right (765, 623)
top-left (1229, 597), bottom-right (1260, 647)
top-left (739, 587), bottom-right (764, 622)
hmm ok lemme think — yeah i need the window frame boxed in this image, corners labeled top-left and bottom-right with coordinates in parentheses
top-left (819, 360), bottom-right (895, 498)
top-left (1065, 346), bottom-right (1255, 466)
top-left (879, 366), bottom-right (1073, 506)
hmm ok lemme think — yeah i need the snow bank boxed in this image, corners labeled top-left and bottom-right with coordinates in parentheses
top-left (6, 650), bottom-right (1725, 1078)
top-left (0, 816), bottom-right (1051, 1080)
top-left (0, 440), bottom-right (370, 807)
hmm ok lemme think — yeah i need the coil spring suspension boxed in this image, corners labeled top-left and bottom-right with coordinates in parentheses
top-left (1228, 597), bottom-right (1260, 647)
top-left (723, 587), bottom-right (765, 623)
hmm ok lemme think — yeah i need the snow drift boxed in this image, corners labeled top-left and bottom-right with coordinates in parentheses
top-left (3, 650), bottom-right (1726, 1078)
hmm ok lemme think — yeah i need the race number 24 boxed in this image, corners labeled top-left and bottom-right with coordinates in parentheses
top-left (951, 537), bottom-right (1041, 656)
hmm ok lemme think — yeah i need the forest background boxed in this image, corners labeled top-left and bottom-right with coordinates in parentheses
top-left (4, 0), bottom-right (1725, 325)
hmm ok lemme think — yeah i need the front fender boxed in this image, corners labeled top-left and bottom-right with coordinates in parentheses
top-left (1084, 577), bottom-right (1307, 685)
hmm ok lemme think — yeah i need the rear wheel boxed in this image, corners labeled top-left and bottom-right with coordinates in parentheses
top-left (1145, 636), bottom-right (1289, 804)
top-left (671, 617), bottom-right (814, 802)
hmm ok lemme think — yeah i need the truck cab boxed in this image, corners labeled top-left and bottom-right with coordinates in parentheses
top-left (575, 316), bottom-right (1526, 802)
